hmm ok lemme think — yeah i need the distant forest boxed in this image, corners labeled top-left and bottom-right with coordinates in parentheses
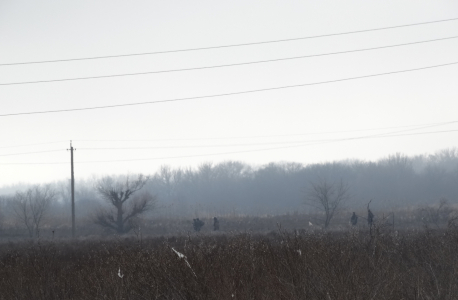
top-left (1, 148), bottom-right (457, 219)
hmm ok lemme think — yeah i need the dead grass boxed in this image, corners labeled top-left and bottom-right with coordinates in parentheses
top-left (1, 228), bottom-right (458, 299)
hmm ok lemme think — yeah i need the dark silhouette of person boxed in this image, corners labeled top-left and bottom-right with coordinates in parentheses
top-left (350, 212), bottom-right (358, 226)
top-left (193, 218), bottom-right (205, 232)
top-left (367, 209), bottom-right (374, 226)
top-left (213, 217), bottom-right (220, 231)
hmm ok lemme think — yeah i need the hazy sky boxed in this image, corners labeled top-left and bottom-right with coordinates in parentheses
top-left (1, 0), bottom-right (457, 186)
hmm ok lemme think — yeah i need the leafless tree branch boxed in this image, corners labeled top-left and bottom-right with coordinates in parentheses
top-left (304, 178), bottom-right (350, 229)
top-left (94, 174), bottom-right (154, 234)
top-left (12, 184), bottom-right (56, 238)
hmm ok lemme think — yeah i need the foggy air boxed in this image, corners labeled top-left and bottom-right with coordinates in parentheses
top-left (1, 1), bottom-right (457, 298)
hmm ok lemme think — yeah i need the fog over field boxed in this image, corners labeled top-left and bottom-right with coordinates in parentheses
top-left (2, 3), bottom-right (458, 299)
top-left (1, 1), bottom-right (457, 236)
top-left (1, 0), bottom-right (457, 186)
top-left (1, 149), bottom-right (457, 231)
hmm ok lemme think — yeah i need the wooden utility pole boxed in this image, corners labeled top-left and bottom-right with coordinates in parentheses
top-left (68, 141), bottom-right (76, 238)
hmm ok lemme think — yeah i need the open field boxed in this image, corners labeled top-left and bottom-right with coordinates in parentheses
top-left (1, 227), bottom-right (458, 299)
top-left (1, 203), bottom-right (452, 240)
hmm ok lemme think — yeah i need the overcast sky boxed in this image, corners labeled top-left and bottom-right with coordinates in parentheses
top-left (0, 0), bottom-right (457, 187)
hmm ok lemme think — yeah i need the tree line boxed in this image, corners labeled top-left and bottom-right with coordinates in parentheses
top-left (0, 148), bottom-right (457, 236)
top-left (146, 148), bottom-right (458, 215)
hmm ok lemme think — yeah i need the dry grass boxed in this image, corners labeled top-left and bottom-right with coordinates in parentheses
top-left (1, 228), bottom-right (458, 299)
top-left (3, 203), bottom-right (455, 239)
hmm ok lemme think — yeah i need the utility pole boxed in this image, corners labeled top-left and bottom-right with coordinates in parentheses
top-left (68, 141), bottom-right (76, 238)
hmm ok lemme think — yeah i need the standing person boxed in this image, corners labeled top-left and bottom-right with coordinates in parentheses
top-left (367, 209), bottom-right (374, 226)
top-left (350, 212), bottom-right (358, 226)
top-left (193, 218), bottom-right (205, 232)
top-left (213, 217), bottom-right (220, 231)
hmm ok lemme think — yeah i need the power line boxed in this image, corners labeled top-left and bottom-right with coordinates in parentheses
top-left (2, 17), bottom-right (457, 66)
top-left (5, 37), bottom-right (458, 88)
top-left (73, 120), bottom-right (458, 142)
top-left (76, 120), bottom-right (458, 150)
top-left (78, 141), bottom-right (338, 150)
top-left (1, 128), bottom-right (457, 165)
top-left (0, 140), bottom-right (67, 149)
top-left (0, 120), bottom-right (450, 156)
top-left (0, 161), bottom-right (66, 165)
top-left (1, 61), bottom-right (457, 118)
top-left (54, 129), bottom-right (458, 163)
top-left (0, 150), bottom-right (63, 157)
top-left (0, 120), bottom-right (453, 156)
top-left (2, 35), bottom-right (458, 87)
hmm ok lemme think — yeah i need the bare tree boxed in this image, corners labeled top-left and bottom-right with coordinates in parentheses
top-left (419, 198), bottom-right (452, 229)
top-left (304, 178), bottom-right (350, 229)
top-left (12, 185), bottom-right (56, 238)
top-left (94, 174), bottom-right (155, 234)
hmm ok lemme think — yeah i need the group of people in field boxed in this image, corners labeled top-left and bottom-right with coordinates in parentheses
top-left (350, 208), bottom-right (374, 226)
top-left (192, 209), bottom-right (373, 232)
top-left (192, 217), bottom-right (219, 232)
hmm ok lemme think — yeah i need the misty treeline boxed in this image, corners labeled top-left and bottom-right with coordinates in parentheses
top-left (145, 148), bottom-right (458, 216)
top-left (0, 148), bottom-right (457, 229)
